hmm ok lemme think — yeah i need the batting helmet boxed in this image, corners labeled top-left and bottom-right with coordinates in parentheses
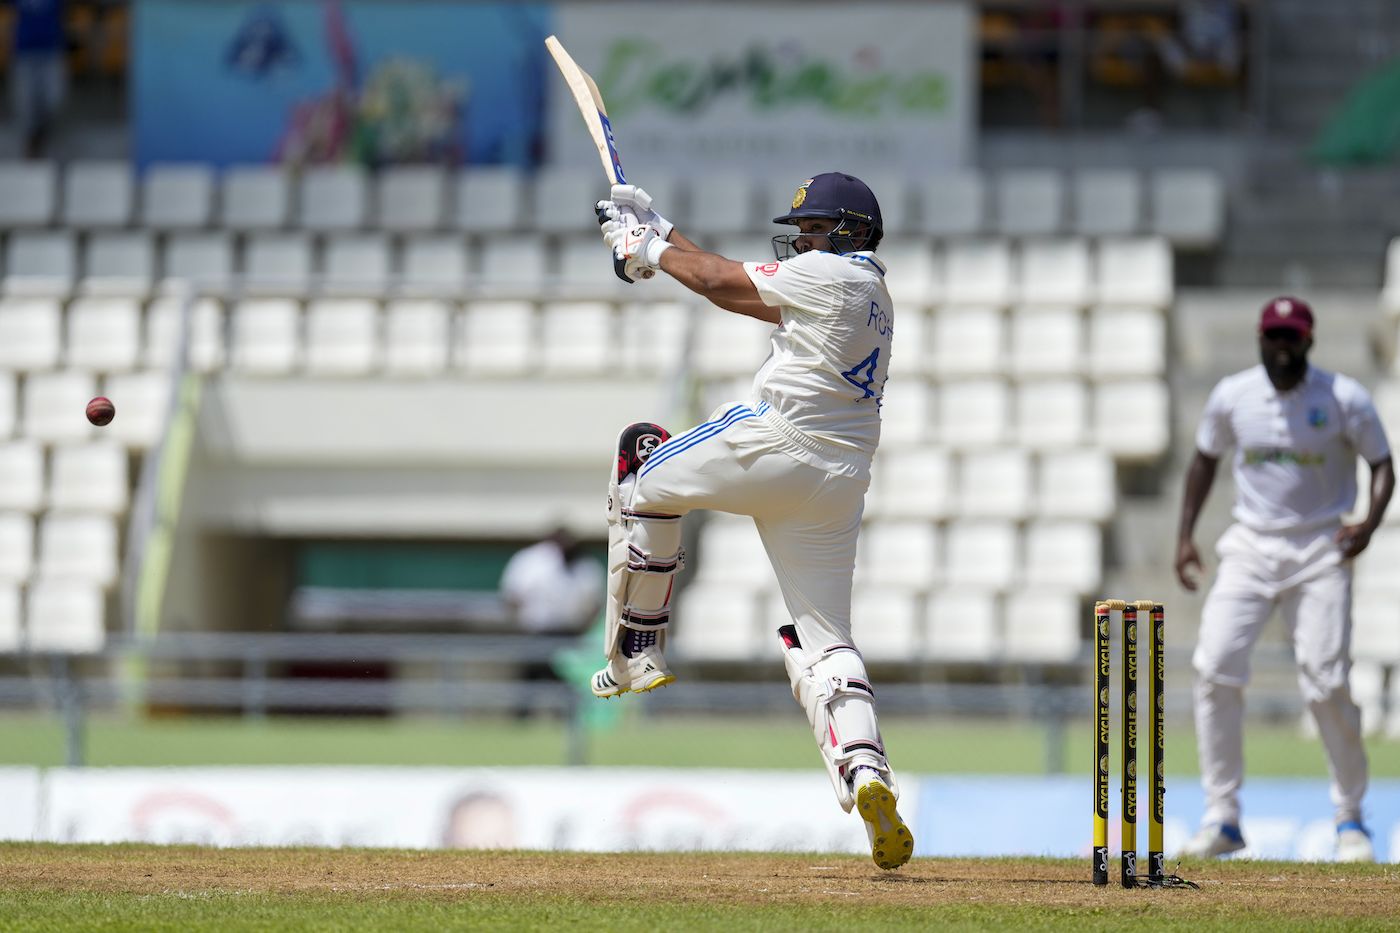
top-left (771, 172), bottom-right (883, 257)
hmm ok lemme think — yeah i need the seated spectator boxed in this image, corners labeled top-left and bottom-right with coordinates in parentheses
top-left (11, 0), bottom-right (68, 157)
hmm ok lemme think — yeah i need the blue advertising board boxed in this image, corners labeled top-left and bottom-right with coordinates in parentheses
top-left (133, 0), bottom-right (550, 167)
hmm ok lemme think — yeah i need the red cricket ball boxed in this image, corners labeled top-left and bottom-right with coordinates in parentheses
top-left (86, 396), bottom-right (115, 426)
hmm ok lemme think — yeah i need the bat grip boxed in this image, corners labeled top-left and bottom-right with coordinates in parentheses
top-left (608, 209), bottom-right (640, 284)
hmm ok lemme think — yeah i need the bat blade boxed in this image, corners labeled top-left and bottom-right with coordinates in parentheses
top-left (546, 34), bottom-right (625, 185)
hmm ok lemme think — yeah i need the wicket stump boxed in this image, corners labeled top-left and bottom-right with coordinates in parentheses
top-left (1093, 599), bottom-right (1165, 888)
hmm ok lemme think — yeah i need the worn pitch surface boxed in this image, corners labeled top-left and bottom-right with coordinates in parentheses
top-left (3, 844), bottom-right (1399, 931)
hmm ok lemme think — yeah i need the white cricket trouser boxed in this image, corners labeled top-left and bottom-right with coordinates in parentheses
top-left (630, 401), bottom-right (871, 653)
top-left (1193, 522), bottom-right (1366, 826)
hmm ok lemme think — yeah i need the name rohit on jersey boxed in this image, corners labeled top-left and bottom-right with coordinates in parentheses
top-left (1243, 448), bottom-right (1326, 467)
top-left (866, 301), bottom-right (891, 337)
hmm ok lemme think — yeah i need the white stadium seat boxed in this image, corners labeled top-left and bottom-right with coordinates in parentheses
top-left (161, 232), bottom-right (235, 296)
top-left (1088, 306), bottom-right (1166, 378)
top-left (0, 371), bottom-right (14, 439)
top-left (540, 302), bottom-right (613, 374)
top-left (141, 163), bottom-right (215, 230)
top-left (0, 582), bottom-right (19, 650)
top-left (220, 166), bottom-right (291, 231)
top-left (22, 371), bottom-right (95, 443)
top-left (994, 169), bottom-right (1064, 236)
top-left (1016, 238), bottom-right (1091, 307)
top-left (322, 234), bottom-right (390, 295)
top-left (400, 235), bottom-right (469, 297)
top-left (1014, 378), bottom-right (1089, 450)
top-left (692, 308), bottom-right (774, 378)
top-left (48, 442), bottom-right (129, 514)
top-left (1351, 593), bottom-right (1400, 664)
top-left (620, 301), bottom-right (689, 375)
top-left (531, 169), bottom-right (605, 234)
top-left (37, 514), bottom-right (118, 586)
top-left (304, 299), bottom-right (380, 376)
top-left (384, 299), bottom-right (452, 376)
top-left (0, 512), bottom-right (35, 583)
top-left (1037, 448), bottom-right (1117, 521)
top-left (943, 238), bottom-right (1013, 307)
top-left (931, 307), bottom-right (1005, 376)
top-left (80, 232), bottom-right (155, 298)
top-left (65, 297), bottom-right (142, 373)
top-left (943, 519), bottom-right (1018, 590)
top-left (1149, 168), bottom-right (1225, 248)
top-left (455, 167), bottom-right (527, 231)
top-left (377, 166), bottom-right (447, 232)
top-left (1002, 589), bottom-right (1083, 663)
top-left (851, 586), bottom-right (921, 661)
top-left (458, 301), bottom-right (534, 375)
top-left (937, 378), bottom-right (1010, 449)
top-left (62, 161), bottom-right (134, 228)
top-left (863, 173), bottom-right (915, 236)
top-left (1380, 238), bottom-right (1400, 319)
top-left (925, 589), bottom-right (999, 662)
top-left (1072, 169), bottom-right (1141, 237)
top-left (476, 234), bottom-right (547, 291)
top-left (918, 171), bottom-right (985, 237)
top-left (143, 297), bottom-right (225, 372)
top-left (856, 520), bottom-right (940, 589)
top-left (672, 583), bottom-right (762, 661)
top-left (686, 171), bottom-right (757, 236)
top-left (229, 299), bottom-right (302, 375)
top-left (879, 375), bottom-right (934, 447)
top-left (956, 448), bottom-right (1032, 518)
top-left (0, 161), bottom-right (57, 227)
top-left (1009, 306), bottom-right (1083, 377)
top-left (3, 232), bottom-right (76, 298)
top-left (871, 447), bottom-right (953, 520)
top-left (879, 241), bottom-right (941, 310)
top-left (0, 442), bottom-right (45, 512)
top-left (695, 517), bottom-right (772, 587)
top-left (298, 165), bottom-right (369, 231)
top-left (557, 235), bottom-right (623, 291)
top-left (244, 233), bottom-right (313, 294)
top-left (102, 370), bottom-right (172, 449)
top-left (886, 306), bottom-right (931, 378)
top-left (0, 298), bottom-right (62, 370)
top-left (1096, 237), bottom-right (1173, 309)
top-left (1023, 520), bottom-right (1102, 594)
top-left (26, 580), bottom-right (106, 653)
top-left (1094, 379), bottom-right (1170, 460)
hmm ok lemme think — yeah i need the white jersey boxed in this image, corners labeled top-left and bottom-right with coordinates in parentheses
top-left (742, 250), bottom-right (892, 461)
top-left (1196, 364), bottom-right (1391, 534)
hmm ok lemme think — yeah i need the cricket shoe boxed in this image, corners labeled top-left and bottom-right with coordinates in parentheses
top-left (1336, 821), bottom-right (1375, 863)
top-left (853, 768), bottom-right (913, 870)
top-left (591, 645), bottom-right (675, 698)
top-left (1180, 822), bottom-right (1246, 858)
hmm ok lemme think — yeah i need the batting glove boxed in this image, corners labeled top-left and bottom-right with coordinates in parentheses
top-left (604, 221), bottom-right (670, 281)
top-left (609, 184), bottom-right (674, 241)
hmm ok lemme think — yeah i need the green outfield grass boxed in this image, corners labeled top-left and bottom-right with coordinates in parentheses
top-left (1, 712), bottom-right (1395, 776)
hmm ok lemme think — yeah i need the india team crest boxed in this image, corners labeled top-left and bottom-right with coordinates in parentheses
top-left (1308, 407), bottom-right (1328, 428)
top-left (792, 179), bottom-right (813, 209)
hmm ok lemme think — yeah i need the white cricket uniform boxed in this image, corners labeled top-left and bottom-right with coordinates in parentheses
top-left (1192, 364), bottom-right (1391, 826)
top-left (630, 248), bottom-right (892, 653)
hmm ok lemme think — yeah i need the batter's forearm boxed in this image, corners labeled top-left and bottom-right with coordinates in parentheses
top-left (658, 247), bottom-right (779, 323)
top-left (665, 228), bottom-right (704, 252)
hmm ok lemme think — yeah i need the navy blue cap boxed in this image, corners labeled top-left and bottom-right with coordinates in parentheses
top-left (772, 172), bottom-right (883, 233)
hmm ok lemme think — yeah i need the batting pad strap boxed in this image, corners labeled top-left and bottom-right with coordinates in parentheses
top-left (627, 543), bottom-right (685, 574)
top-left (621, 606), bottom-right (670, 629)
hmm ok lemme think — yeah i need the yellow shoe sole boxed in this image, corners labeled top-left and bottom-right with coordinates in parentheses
top-left (632, 671), bottom-right (676, 694)
top-left (857, 780), bottom-right (914, 870)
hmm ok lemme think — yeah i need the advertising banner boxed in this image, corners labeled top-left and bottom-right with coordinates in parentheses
top-left (133, 1), bottom-right (551, 168)
top-left (548, 1), bottom-right (975, 174)
top-left (23, 767), bottom-right (1399, 861)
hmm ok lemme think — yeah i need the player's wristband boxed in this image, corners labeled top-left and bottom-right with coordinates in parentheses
top-left (652, 212), bottom-right (675, 241)
top-left (644, 238), bottom-right (672, 267)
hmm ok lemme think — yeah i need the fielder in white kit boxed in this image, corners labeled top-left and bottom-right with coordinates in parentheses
top-left (1175, 297), bottom-right (1394, 861)
top-left (590, 173), bottom-right (913, 870)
